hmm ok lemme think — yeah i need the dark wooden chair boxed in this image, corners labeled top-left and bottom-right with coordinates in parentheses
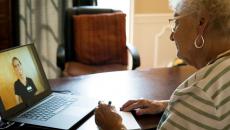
top-left (57, 6), bottom-right (140, 76)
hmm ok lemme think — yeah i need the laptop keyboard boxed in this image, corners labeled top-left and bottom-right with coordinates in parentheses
top-left (19, 95), bottom-right (76, 121)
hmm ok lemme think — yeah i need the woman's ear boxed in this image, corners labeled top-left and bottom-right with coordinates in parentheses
top-left (197, 13), bottom-right (210, 34)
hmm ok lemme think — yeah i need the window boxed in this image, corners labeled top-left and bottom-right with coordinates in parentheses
top-left (97, 0), bottom-right (133, 42)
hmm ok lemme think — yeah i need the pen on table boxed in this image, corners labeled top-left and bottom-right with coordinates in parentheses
top-left (108, 101), bottom-right (112, 106)
top-left (97, 101), bottom-right (112, 106)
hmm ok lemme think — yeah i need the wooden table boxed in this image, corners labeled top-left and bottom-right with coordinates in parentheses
top-left (49, 66), bottom-right (196, 130)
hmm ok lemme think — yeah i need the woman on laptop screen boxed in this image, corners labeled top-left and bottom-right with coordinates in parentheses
top-left (12, 57), bottom-right (37, 104)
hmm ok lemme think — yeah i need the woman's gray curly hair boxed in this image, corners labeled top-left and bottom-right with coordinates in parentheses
top-left (169, 0), bottom-right (230, 35)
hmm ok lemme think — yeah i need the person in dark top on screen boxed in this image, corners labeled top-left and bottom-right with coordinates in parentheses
top-left (12, 57), bottom-right (37, 104)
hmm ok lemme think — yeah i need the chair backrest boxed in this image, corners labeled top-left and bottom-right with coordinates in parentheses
top-left (64, 6), bottom-right (126, 65)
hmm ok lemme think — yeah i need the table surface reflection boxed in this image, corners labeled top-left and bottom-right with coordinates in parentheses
top-left (49, 66), bottom-right (196, 130)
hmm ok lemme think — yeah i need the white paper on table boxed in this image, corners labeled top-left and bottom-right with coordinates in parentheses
top-left (118, 111), bottom-right (141, 130)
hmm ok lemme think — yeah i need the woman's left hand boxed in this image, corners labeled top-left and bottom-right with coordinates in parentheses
top-left (120, 99), bottom-right (168, 115)
top-left (95, 102), bottom-right (125, 130)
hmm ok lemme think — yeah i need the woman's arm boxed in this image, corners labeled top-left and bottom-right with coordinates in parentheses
top-left (15, 95), bottom-right (22, 104)
top-left (95, 99), bottom-right (169, 130)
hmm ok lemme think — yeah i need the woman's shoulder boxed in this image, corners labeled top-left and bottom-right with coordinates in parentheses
top-left (197, 56), bottom-right (230, 87)
top-left (195, 55), bottom-right (230, 81)
top-left (26, 77), bottom-right (33, 81)
top-left (189, 56), bottom-right (230, 104)
top-left (172, 56), bottom-right (230, 102)
top-left (14, 79), bottom-right (20, 85)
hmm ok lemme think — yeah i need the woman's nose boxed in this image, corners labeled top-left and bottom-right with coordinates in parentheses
top-left (170, 32), bottom-right (174, 41)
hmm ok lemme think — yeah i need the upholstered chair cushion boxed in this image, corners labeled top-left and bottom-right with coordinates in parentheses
top-left (72, 12), bottom-right (127, 65)
top-left (63, 62), bottom-right (127, 76)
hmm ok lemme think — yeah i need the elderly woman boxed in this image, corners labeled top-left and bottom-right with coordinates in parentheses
top-left (95, 0), bottom-right (230, 129)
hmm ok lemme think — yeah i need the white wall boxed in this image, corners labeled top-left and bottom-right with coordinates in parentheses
top-left (133, 14), bottom-right (178, 69)
top-left (97, 0), bottom-right (178, 69)
top-left (132, 0), bottom-right (180, 69)
top-left (97, 0), bottom-right (132, 43)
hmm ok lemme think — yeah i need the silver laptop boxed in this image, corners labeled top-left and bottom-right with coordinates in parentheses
top-left (0, 44), bottom-right (97, 129)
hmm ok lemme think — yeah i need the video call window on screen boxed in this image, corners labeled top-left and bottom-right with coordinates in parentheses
top-left (0, 46), bottom-right (46, 111)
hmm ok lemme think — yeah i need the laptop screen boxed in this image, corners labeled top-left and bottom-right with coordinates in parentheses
top-left (0, 44), bottom-right (50, 116)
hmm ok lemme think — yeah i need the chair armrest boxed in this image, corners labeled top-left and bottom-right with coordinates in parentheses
top-left (57, 44), bottom-right (65, 70)
top-left (126, 43), bottom-right (141, 70)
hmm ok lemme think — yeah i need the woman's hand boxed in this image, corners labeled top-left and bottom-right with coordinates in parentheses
top-left (95, 102), bottom-right (126, 130)
top-left (120, 99), bottom-right (168, 115)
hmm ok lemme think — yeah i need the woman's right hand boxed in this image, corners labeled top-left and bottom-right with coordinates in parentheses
top-left (95, 102), bottom-right (126, 130)
top-left (120, 99), bottom-right (168, 115)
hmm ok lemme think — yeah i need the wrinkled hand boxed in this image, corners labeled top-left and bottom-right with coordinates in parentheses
top-left (120, 99), bottom-right (168, 115)
top-left (95, 102), bottom-right (125, 130)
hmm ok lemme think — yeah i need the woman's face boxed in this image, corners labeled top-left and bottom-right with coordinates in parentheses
top-left (170, 13), bottom-right (198, 65)
top-left (13, 59), bottom-right (23, 77)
